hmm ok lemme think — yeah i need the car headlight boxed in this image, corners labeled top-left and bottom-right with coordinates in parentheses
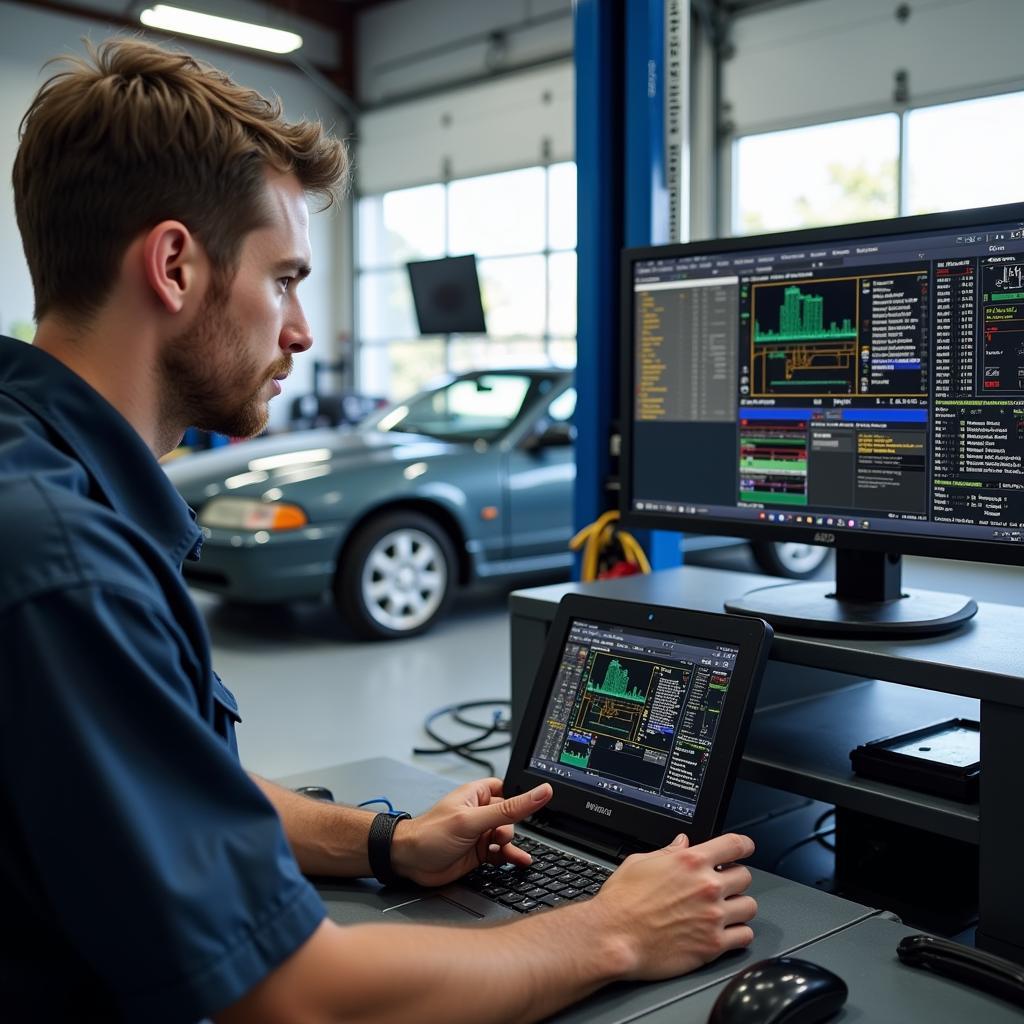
top-left (198, 497), bottom-right (308, 531)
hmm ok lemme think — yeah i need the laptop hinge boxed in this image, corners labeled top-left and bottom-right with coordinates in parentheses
top-left (526, 811), bottom-right (653, 864)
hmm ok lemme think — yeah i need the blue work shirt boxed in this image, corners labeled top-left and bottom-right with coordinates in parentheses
top-left (0, 336), bottom-right (326, 1022)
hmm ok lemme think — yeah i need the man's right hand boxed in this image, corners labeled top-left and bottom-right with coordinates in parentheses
top-left (591, 831), bottom-right (757, 981)
top-left (215, 831), bottom-right (758, 1024)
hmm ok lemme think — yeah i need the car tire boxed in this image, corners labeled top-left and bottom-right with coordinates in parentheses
top-left (750, 541), bottom-right (831, 580)
top-left (335, 511), bottom-right (457, 640)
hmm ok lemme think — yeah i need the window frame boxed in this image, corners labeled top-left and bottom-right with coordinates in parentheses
top-left (724, 83), bottom-right (1024, 238)
top-left (353, 162), bottom-right (578, 399)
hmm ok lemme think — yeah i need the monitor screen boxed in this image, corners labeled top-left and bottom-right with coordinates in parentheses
top-left (622, 205), bottom-right (1024, 562)
top-left (407, 254), bottom-right (487, 335)
top-left (527, 618), bottom-right (740, 822)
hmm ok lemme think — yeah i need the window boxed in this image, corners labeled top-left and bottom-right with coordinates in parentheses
top-left (367, 373), bottom-right (535, 443)
top-left (733, 91), bottom-right (1024, 235)
top-left (733, 114), bottom-right (900, 235)
top-left (904, 92), bottom-right (1024, 215)
top-left (355, 163), bottom-right (577, 400)
top-left (547, 387), bottom-right (577, 422)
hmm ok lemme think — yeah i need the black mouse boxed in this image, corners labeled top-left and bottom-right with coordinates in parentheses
top-left (708, 957), bottom-right (848, 1024)
top-left (294, 786), bottom-right (335, 802)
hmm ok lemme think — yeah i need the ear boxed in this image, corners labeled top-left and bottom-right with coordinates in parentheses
top-left (141, 220), bottom-right (208, 315)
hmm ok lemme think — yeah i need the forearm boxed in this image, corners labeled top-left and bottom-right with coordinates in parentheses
top-left (249, 774), bottom-right (377, 877)
top-left (333, 907), bottom-right (630, 1023)
top-left (220, 901), bottom-right (633, 1024)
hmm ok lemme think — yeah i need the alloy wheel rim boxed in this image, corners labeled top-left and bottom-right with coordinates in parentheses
top-left (361, 527), bottom-right (448, 631)
top-left (775, 542), bottom-right (829, 573)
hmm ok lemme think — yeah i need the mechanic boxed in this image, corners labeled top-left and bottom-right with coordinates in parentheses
top-left (0, 39), bottom-right (757, 1022)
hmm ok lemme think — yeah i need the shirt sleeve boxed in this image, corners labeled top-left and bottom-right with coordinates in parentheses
top-left (0, 582), bottom-right (326, 1023)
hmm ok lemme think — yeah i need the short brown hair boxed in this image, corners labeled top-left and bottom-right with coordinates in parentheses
top-left (13, 37), bottom-right (349, 323)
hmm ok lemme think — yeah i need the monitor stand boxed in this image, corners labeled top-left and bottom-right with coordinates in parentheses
top-left (723, 549), bottom-right (978, 638)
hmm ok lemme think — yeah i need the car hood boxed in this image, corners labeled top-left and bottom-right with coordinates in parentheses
top-left (165, 428), bottom-right (469, 505)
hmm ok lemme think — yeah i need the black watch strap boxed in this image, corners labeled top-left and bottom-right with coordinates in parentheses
top-left (367, 811), bottom-right (411, 886)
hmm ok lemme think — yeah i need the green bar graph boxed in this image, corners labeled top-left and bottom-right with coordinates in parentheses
top-left (755, 285), bottom-right (855, 342)
top-left (587, 658), bottom-right (646, 703)
top-left (560, 748), bottom-right (590, 768)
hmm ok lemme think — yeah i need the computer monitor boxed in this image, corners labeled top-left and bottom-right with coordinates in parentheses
top-left (620, 203), bottom-right (1024, 637)
top-left (407, 254), bottom-right (487, 335)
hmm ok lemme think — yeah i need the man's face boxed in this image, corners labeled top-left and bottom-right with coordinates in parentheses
top-left (161, 170), bottom-right (313, 438)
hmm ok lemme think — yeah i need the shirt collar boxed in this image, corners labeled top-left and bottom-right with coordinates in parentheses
top-left (0, 335), bottom-right (203, 564)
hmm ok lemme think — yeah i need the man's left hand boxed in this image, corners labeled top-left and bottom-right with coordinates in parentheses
top-left (389, 778), bottom-right (553, 887)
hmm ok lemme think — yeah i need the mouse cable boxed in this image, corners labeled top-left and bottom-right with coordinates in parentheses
top-left (357, 797), bottom-right (397, 814)
top-left (413, 699), bottom-right (512, 776)
top-left (770, 826), bottom-right (837, 874)
top-left (813, 807), bottom-right (836, 851)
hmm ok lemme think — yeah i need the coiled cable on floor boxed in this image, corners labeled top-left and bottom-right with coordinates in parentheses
top-left (413, 699), bottom-right (512, 776)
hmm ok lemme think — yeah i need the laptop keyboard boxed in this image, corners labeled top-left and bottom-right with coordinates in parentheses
top-left (461, 834), bottom-right (614, 914)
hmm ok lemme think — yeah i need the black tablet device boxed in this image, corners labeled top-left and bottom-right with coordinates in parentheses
top-left (504, 595), bottom-right (773, 850)
top-left (851, 718), bottom-right (980, 802)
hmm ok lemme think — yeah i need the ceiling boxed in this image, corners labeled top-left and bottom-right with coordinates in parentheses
top-left (20, 0), bottom-right (386, 96)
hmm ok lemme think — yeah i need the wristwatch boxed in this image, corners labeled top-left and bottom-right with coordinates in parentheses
top-left (367, 811), bottom-right (411, 886)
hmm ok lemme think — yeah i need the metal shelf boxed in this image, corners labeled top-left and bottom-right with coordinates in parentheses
top-left (743, 679), bottom-right (979, 844)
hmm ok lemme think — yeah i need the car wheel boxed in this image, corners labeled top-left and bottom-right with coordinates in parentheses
top-left (336, 511), bottom-right (456, 640)
top-left (750, 541), bottom-right (831, 580)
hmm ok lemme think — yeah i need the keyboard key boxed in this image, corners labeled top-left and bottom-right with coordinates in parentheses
top-left (465, 837), bottom-right (613, 909)
top-left (538, 894), bottom-right (566, 907)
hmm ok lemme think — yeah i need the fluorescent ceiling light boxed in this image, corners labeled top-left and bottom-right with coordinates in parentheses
top-left (139, 5), bottom-right (303, 54)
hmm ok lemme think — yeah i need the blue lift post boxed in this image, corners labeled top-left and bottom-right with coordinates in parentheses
top-left (574, 0), bottom-right (682, 572)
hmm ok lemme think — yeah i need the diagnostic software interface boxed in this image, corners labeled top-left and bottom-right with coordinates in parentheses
top-left (529, 619), bottom-right (739, 822)
top-left (630, 214), bottom-right (1024, 544)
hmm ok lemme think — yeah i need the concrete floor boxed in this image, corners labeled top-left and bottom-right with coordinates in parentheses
top-left (203, 547), bottom-right (1022, 788)
top-left (201, 581), bottom-right (523, 786)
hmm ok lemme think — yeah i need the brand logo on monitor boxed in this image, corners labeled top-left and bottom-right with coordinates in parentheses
top-left (813, 532), bottom-right (836, 545)
top-left (585, 801), bottom-right (613, 817)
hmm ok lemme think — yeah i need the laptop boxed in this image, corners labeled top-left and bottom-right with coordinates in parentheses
top-left (324, 594), bottom-right (772, 924)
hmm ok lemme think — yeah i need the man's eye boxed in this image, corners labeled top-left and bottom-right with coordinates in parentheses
top-left (279, 277), bottom-right (294, 291)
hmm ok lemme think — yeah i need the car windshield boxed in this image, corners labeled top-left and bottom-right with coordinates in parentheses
top-left (365, 374), bottom-right (538, 443)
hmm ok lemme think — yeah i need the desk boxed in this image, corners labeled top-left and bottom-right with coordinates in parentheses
top-left (272, 758), bottom-right (881, 1023)
top-left (508, 565), bottom-right (1024, 965)
top-left (644, 915), bottom-right (1024, 1023)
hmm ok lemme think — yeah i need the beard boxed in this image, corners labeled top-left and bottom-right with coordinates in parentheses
top-left (160, 285), bottom-right (291, 440)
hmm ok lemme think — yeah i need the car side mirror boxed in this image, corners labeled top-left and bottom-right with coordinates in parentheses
top-left (525, 421), bottom-right (576, 450)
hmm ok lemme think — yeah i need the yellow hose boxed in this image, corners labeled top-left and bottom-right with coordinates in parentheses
top-left (569, 510), bottom-right (652, 581)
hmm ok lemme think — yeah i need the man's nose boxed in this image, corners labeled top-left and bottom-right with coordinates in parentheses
top-left (281, 310), bottom-right (313, 354)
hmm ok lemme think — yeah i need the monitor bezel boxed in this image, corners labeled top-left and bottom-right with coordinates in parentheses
top-left (504, 595), bottom-right (772, 850)
top-left (619, 201), bottom-right (1024, 567)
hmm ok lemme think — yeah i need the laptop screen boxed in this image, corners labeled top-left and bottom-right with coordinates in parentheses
top-left (527, 618), bottom-right (740, 823)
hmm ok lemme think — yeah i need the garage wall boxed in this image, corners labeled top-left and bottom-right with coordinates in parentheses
top-left (0, 0), bottom-right (352, 425)
top-left (357, 0), bottom-right (572, 109)
top-left (722, 0), bottom-right (1024, 137)
top-left (356, 60), bottom-right (574, 196)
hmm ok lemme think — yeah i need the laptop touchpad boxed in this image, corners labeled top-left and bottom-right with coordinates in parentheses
top-left (382, 896), bottom-right (483, 923)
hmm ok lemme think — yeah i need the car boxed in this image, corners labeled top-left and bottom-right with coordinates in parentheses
top-left (167, 368), bottom-right (828, 640)
top-left (168, 369), bottom-right (578, 639)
